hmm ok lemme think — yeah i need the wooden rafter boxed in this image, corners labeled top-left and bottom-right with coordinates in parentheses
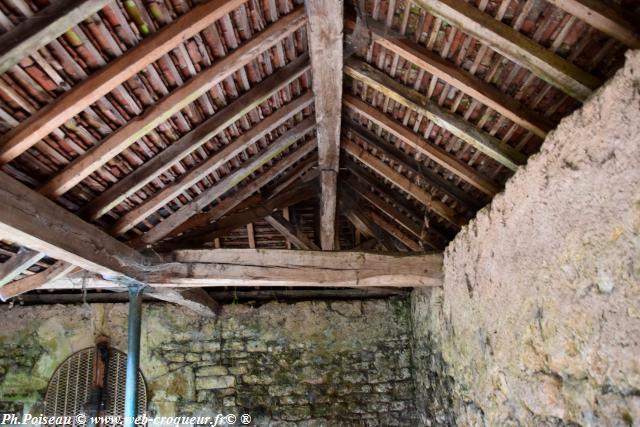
top-left (344, 177), bottom-right (442, 250)
top-left (0, 249), bottom-right (45, 287)
top-left (345, 57), bottom-right (527, 171)
top-left (81, 57), bottom-right (313, 221)
top-left (130, 126), bottom-right (317, 248)
top-left (344, 94), bottom-right (499, 195)
top-left (167, 179), bottom-right (319, 248)
top-left (110, 103), bottom-right (315, 236)
top-left (368, 210), bottom-right (421, 252)
top-left (414, 0), bottom-right (601, 101)
top-left (344, 16), bottom-right (554, 139)
top-left (37, 7), bottom-right (307, 199)
top-left (545, 0), bottom-right (639, 48)
top-left (339, 195), bottom-right (398, 251)
top-left (0, 261), bottom-right (76, 302)
top-left (265, 212), bottom-right (320, 250)
top-left (344, 119), bottom-right (483, 212)
top-left (0, 0), bottom-right (248, 162)
top-left (342, 138), bottom-right (466, 228)
top-left (0, 0), bottom-right (114, 75)
top-left (305, 0), bottom-right (344, 250)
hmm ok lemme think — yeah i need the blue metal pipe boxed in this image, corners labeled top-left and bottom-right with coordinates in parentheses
top-left (124, 285), bottom-right (143, 427)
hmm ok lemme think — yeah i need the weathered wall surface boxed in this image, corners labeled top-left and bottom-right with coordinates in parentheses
top-left (0, 298), bottom-right (417, 426)
top-left (412, 49), bottom-right (640, 426)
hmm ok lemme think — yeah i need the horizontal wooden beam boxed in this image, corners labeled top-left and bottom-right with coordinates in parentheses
top-left (82, 57), bottom-right (312, 221)
top-left (0, 0), bottom-right (114, 76)
top-left (38, 7), bottom-right (307, 198)
top-left (0, 0), bottom-right (248, 163)
top-left (344, 94), bottom-right (499, 195)
top-left (344, 118), bottom-right (483, 212)
top-left (130, 122), bottom-right (317, 247)
top-left (14, 288), bottom-right (410, 305)
top-left (0, 171), bottom-right (149, 280)
top-left (545, 0), bottom-right (639, 48)
top-left (265, 212), bottom-right (320, 250)
top-left (342, 138), bottom-right (466, 228)
top-left (344, 17), bottom-right (554, 138)
top-left (414, 0), bottom-right (600, 101)
top-left (345, 57), bottom-right (527, 171)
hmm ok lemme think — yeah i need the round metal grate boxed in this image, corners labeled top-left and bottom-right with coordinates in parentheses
top-left (44, 347), bottom-right (146, 426)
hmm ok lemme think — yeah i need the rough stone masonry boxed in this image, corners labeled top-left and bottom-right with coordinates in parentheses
top-left (0, 298), bottom-right (417, 426)
top-left (411, 50), bottom-right (640, 426)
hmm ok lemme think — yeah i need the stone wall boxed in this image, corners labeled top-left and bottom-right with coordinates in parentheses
top-left (411, 50), bottom-right (640, 425)
top-left (0, 298), bottom-right (417, 426)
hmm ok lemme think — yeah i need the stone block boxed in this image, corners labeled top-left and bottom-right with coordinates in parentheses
top-left (197, 366), bottom-right (228, 376)
top-left (195, 375), bottom-right (235, 390)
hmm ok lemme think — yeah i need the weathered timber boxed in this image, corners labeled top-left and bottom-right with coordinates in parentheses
top-left (0, 248), bottom-right (45, 287)
top-left (265, 212), bottom-right (321, 250)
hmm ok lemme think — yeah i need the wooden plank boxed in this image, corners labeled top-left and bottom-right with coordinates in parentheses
top-left (0, 261), bottom-right (75, 301)
top-left (545, 0), bottom-right (639, 48)
top-left (81, 59), bottom-right (313, 220)
top-left (345, 178), bottom-right (442, 250)
top-left (0, 248), bottom-right (45, 287)
top-left (163, 140), bottom-right (318, 242)
top-left (345, 57), bottom-right (527, 171)
top-left (414, 0), bottom-right (601, 101)
top-left (344, 17), bottom-right (554, 138)
top-left (0, 0), bottom-right (114, 75)
top-left (342, 138), bottom-right (466, 228)
top-left (38, 7), bottom-right (307, 198)
top-left (109, 97), bottom-right (315, 236)
top-left (305, 0), bottom-right (344, 250)
top-left (0, 171), bottom-right (149, 279)
top-left (129, 120), bottom-right (317, 248)
top-left (0, 0), bottom-right (248, 163)
top-left (344, 94), bottom-right (499, 195)
top-left (265, 212), bottom-right (320, 250)
top-left (344, 118), bottom-right (483, 212)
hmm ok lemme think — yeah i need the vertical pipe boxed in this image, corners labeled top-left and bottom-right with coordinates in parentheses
top-left (124, 285), bottom-right (143, 427)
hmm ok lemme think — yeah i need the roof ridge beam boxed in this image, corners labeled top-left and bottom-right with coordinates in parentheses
top-left (0, 0), bottom-right (249, 163)
top-left (37, 7), bottom-right (307, 198)
top-left (82, 57), bottom-right (312, 221)
top-left (414, 0), bottom-right (600, 101)
top-left (343, 93), bottom-right (499, 195)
